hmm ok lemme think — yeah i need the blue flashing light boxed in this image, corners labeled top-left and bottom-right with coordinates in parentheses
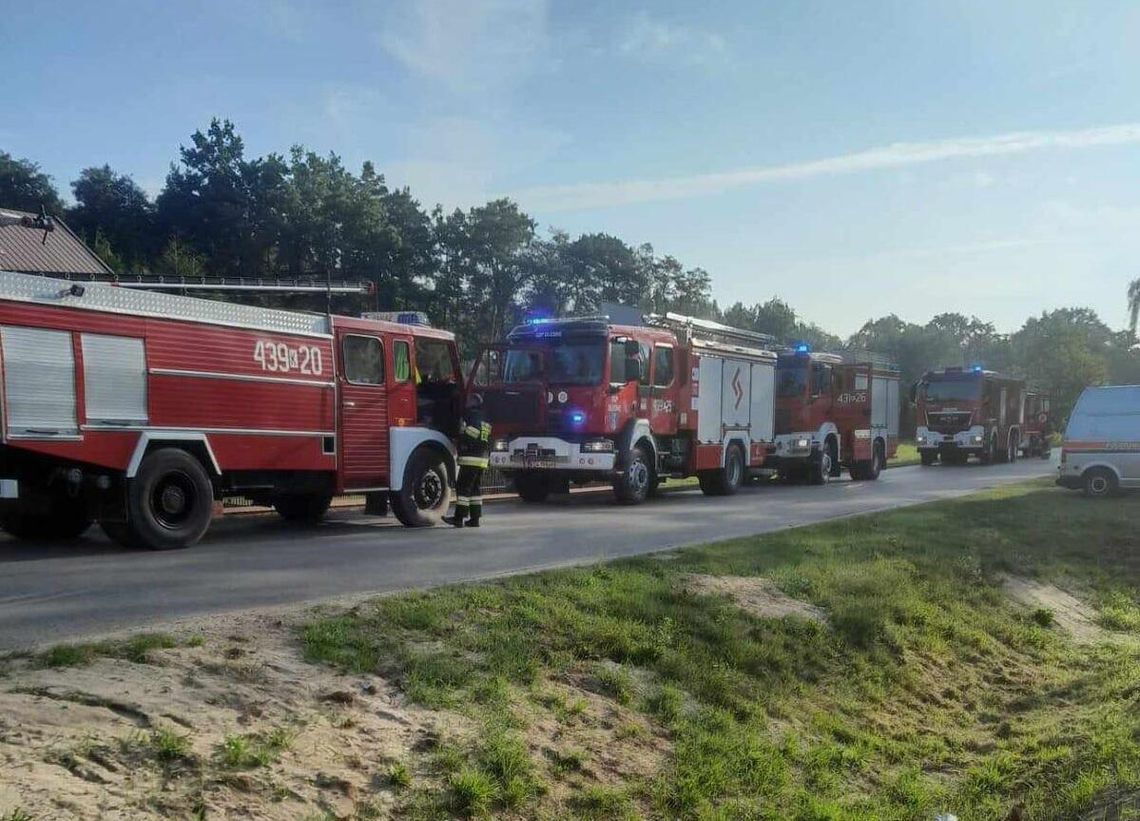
top-left (569, 410), bottom-right (586, 426)
top-left (794, 343), bottom-right (811, 354)
top-left (971, 364), bottom-right (984, 373)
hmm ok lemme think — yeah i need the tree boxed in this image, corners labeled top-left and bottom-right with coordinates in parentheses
top-left (69, 165), bottom-right (155, 269)
top-left (1011, 309), bottom-right (1112, 421)
top-left (155, 237), bottom-right (206, 278)
top-left (0, 151), bottom-right (64, 214)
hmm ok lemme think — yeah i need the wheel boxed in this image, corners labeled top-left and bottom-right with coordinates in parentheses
top-left (391, 448), bottom-right (452, 527)
top-left (808, 449), bottom-right (832, 486)
top-left (123, 448), bottom-right (215, 550)
top-left (1083, 468), bottom-right (1118, 499)
top-left (852, 443), bottom-right (883, 481)
top-left (1, 500), bottom-right (92, 541)
top-left (826, 439), bottom-right (841, 478)
top-left (514, 473), bottom-right (550, 503)
top-left (1007, 437), bottom-right (1018, 463)
top-left (273, 493), bottom-right (333, 523)
top-left (614, 445), bottom-right (652, 505)
top-left (920, 451), bottom-right (938, 466)
top-left (699, 446), bottom-right (744, 496)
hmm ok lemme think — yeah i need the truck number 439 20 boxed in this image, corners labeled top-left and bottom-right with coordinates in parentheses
top-left (253, 340), bottom-right (324, 375)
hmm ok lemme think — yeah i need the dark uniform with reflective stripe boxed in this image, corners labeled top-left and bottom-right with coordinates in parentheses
top-left (452, 407), bottom-right (491, 527)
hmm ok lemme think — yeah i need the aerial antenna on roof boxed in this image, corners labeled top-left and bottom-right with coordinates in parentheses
top-left (36, 204), bottom-right (55, 244)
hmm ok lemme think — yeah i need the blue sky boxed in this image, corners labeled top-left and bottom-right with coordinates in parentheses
top-left (3, 0), bottom-right (1139, 336)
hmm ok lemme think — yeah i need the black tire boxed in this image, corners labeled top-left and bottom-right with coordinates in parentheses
top-left (391, 448), bottom-right (452, 527)
top-left (700, 445), bottom-right (744, 496)
top-left (920, 451), bottom-right (938, 466)
top-left (1083, 468), bottom-right (1118, 499)
top-left (852, 442), bottom-right (884, 481)
top-left (980, 435), bottom-right (997, 466)
top-left (1, 501), bottom-right (92, 542)
top-left (1007, 436), bottom-right (1018, 464)
top-left (514, 473), bottom-right (550, 503)
top-left (273, 493), bottom-right (333, 523)
top-left (808, 448), bottom-right (832, 486)
top-left (123, 448), bottom-right (215, 550)
top-left (614, 444), bottom-right (652, 505)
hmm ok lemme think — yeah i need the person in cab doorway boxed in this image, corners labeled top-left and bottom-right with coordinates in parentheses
top-left (446, 394), bottom-right (492, 528)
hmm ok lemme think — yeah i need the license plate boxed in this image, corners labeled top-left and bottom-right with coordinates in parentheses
top-left (524, 455), bottom-right (554, 468)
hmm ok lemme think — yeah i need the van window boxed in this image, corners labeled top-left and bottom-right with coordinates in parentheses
top-left (343, 335), bottom-right (384, 385)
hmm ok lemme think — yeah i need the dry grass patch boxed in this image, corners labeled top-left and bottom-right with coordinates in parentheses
top-left (684, 573), bottom-right (828, 624)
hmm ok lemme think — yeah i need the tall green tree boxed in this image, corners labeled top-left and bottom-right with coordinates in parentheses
top-left (0, 151), bottom-right (64, 214)
top-left (68, 165), bottom-right (156, 270)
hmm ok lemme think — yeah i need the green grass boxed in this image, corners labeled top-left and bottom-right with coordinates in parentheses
top-left (1, 810), bottom-right (34, 821)
top-left (216, 727), bottom-right (295, 769)
top-left (35, 633), bottom-right (179, 668)
top-left (303, 480), bottom-right (1140, 819)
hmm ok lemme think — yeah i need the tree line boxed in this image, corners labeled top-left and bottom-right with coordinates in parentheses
top-left (2, 118), bottom-right (1138, 420)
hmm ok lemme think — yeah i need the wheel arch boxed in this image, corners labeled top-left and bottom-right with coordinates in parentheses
top-left (126, 432), bottom-right (220, 479)
top-left (390, 428), bottom-right (457, 490)
top-left (615, 419), bottom-right (658, 470)
top-left (1081, 461), bottom-right (1123, 483)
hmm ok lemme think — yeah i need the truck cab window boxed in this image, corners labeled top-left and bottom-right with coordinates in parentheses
top-left (415, 338), bottom-right (456, 384)
top-left (394, 341), bottom-right (411, 382)
top-left (343, 335), bottom-right (384, 385)
top-left (653, 346), bottom-right (674, 387)
top-left (811, 363), bottom-right (831, 396)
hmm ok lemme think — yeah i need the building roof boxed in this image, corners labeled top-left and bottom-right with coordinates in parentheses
top-left (0, 208), bottom-right (112, 276)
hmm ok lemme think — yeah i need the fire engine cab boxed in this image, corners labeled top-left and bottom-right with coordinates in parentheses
top-left (768, 347), bottom-right (901, 483)
top-left (914, 366), bottom-right (1024, 465)
top-left (473, 313), bottom-right (779, 504)
top-left (0, 271), bottom-right (462, 549)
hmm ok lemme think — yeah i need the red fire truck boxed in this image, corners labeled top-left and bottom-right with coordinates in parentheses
top-left (914, 366), bottom-right (1024, 465)
top-left (768, 347), bottom-right (901, 483)
top-left (0, 271), bottom-right (462, 549)
top-left (473, 313), bottom-right (779, 503)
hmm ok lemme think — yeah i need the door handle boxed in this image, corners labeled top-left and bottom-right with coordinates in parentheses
top-left (344, 401), bottom-right (357, 407)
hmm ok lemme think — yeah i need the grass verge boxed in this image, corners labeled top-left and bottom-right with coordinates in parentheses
top-left (303, 479), bottom-right (1140, 819)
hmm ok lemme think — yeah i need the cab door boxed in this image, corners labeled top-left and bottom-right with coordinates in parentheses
top-left (648, 344), bottom-right (678, 434)
top-left (336, 331), bottom-right (388, 489)
top-left (388, 335), bottom-right (416, 426)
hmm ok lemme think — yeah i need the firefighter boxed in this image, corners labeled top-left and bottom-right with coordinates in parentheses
top-left (446, 394), bottom-right (492, 528)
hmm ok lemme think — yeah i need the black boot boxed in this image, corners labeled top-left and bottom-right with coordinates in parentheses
top-left (443, 515), bottom-right (465, 528)
top-left (467, 514), bottom-right (481, 528)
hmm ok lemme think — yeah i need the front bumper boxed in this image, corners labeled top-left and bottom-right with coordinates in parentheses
top-left (916, 425), bottom-right (986, 452)
top-left (489, 436), bottom-right (617, 473)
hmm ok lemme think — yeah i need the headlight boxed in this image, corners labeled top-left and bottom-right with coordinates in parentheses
top-left (972, 435), bottom-right (984, 443)
top-left (916, 436), bottom-right (925, 444)
top-left (796, 438), bottom-right (810, 448)
top-left (582, 439), bottom-right (614, 453)
top-left (492, 439), bottom-right (510, 452)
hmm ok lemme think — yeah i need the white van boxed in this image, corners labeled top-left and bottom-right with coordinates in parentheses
top-left (1057, 385), bottom-right (1140, 497)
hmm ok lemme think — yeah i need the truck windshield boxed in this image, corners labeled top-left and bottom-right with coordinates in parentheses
top-left (777, 364), bottom-right (808, 397)
top-left (504, 340), bottom-right (605, 385)
top-left (922, 379), bottom-right (980, 403)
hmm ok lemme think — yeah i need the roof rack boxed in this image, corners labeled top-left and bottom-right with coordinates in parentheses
top-left (644, 312), bottom-right (777, 349)
top-left (15, 271), bottom-right (370, 294)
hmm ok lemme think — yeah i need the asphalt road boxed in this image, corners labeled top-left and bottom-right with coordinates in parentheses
top-left (0, 457), bottom-right (1057, 651)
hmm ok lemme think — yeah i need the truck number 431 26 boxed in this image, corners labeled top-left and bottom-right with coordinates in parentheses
top-left (253, 340), bottom-right (324, 375)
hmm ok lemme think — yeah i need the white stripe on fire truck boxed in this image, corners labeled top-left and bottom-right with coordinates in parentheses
top-left (80, 424), bottom-right (336, 437)
top-left (149, 367), bottom-right (335, 389)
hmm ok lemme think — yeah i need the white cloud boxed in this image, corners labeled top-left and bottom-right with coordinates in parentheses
top-left (377, 0), bottom-right (549, 95)
top-left (619, 12), bottom-right (727, 65)
top-left (511, 122), bottom-right (1140, 212)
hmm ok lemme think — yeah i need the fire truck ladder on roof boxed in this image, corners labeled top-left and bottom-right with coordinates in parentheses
top-left (27, 271), bottom-right (371, 294)
top-left (644, 311), bottom-right (777, 349)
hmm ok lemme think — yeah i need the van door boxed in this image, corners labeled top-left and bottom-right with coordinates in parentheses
top-left (337, 331), bottom-right (388, 489)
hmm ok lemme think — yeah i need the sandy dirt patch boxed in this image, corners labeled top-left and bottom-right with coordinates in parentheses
top-left (1000, 575), bottom-right (1104, 643)
top-left (0, 612), bottom-right (456, 820)
top-left (684, 574), bottom-right (827, 624)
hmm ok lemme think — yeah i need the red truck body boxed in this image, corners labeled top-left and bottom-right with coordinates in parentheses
top-left (474, 313), bottom-right (780, 502)
top-left (768, 349), bottom-right (901, 482)
top-left (0, 271), bottom-right (461, 548)
top-left (915, 366), bottom-right (1025, 465)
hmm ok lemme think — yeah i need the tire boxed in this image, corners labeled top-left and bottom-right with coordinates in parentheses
top-left (826, 438), bottom-right (841, 478)
top-left (1, 500), bottom-right (92, 542)
top-left (514, 473), bottom-right (550, 503)
top-left (980, 435), bottom-right (997, 466)
top-left (123, 448), bottom-right (215, 550)
top-left (614, 445), bottom-right (652, 505)
top-left (852, 442), bottom-right (883, 481)
top-left (920, 451), bottom-right (938, 466)
top-left (1007, 437), bottom-right (1018, 464)
top-left (808, 449), bottom-right (832, 486)
top-left (1083, 468), bottom-right (1118, 499)
top-left (700, 445), bottom-right (744, 496)
top-left (273, 493), bottom-right (333, 523)
top-left (391, 448), bottom-right (452, 527)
